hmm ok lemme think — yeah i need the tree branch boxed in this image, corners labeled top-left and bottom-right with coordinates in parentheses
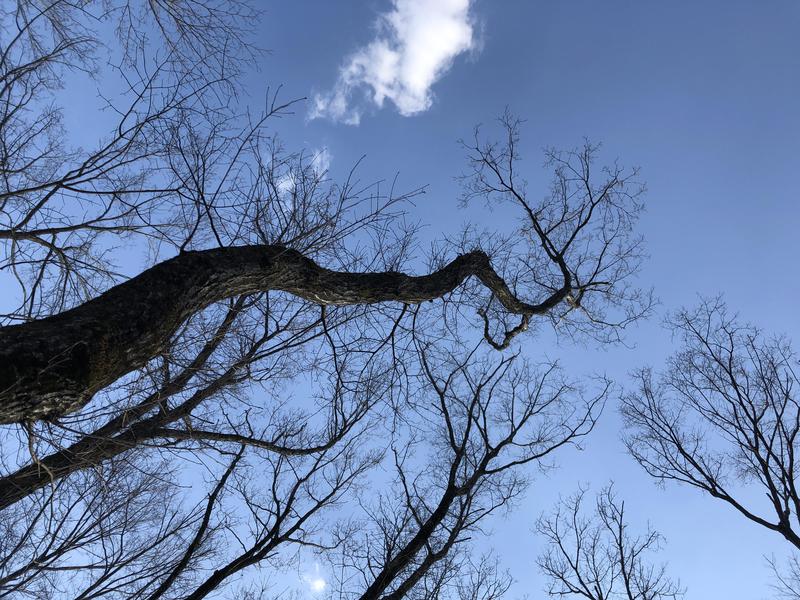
top-left (0, 244), bottom-right (569, 423)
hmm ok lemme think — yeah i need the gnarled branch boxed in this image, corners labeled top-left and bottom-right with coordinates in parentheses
top-left (0, 244), bottom-right (567, 423)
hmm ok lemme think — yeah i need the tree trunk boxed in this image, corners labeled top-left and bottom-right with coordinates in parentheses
top-left (0, 245), bottom-right (564, 423)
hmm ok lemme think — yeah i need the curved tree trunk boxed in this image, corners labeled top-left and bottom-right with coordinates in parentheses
top-left (0, 245), bottom-right (567, 424)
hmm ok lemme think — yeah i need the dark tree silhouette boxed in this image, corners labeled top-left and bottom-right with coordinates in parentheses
top-left (0, 1), bottom-right (651, 597)
top-left (623, 299), bottom-right (800, 592)
top-left (536, 485), bottom-right (683, 600)
top-left (327, 337), bottom-right (605, 599)
top-left (623, 300), bottom-right (800, 547)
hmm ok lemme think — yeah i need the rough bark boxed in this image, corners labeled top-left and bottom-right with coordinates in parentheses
top-left (0, 245), bottom-right (567, 424)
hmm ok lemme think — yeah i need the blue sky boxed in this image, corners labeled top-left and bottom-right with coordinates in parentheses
top-left (243, 1), bottom-right (800, 597)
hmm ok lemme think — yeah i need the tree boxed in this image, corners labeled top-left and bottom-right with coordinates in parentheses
top-left (623, 298), bottom-right (800, 591)
top-left (0, 1), bottom-right (650, 597)
top-left (326, 340), bottom-right (605, 599)
top-left (536, 485), bottom-right (683, 600)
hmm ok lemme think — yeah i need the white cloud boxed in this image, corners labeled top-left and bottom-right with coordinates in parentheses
top-left (310, 0), bottom-right (476, 124)
top-left (276, 146), bottom-right (332, 195)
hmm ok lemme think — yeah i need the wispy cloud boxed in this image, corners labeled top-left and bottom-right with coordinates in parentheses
top-left (310, 0), bottom-right (477, 124)
top-left (310, 146), bottom-right (332, 175)
top-left (276, 147), bottom-right (332, 195)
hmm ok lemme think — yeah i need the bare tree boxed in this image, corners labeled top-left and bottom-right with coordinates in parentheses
top-left (623, 299), bottom-right (800, 547)
top-left (0, 1), bottom-right (653, 597)
top-left (326, 336), bottom-right (605, 600)
top-left (623, 298), bottom-right (800, 592)
top-left (536, 485), bottom-right (683, 600)
top-left (0, 101), bottom-right (648, 423)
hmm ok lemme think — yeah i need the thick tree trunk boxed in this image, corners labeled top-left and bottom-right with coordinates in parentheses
top-left (0, 245), bottom-right (565, 424)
